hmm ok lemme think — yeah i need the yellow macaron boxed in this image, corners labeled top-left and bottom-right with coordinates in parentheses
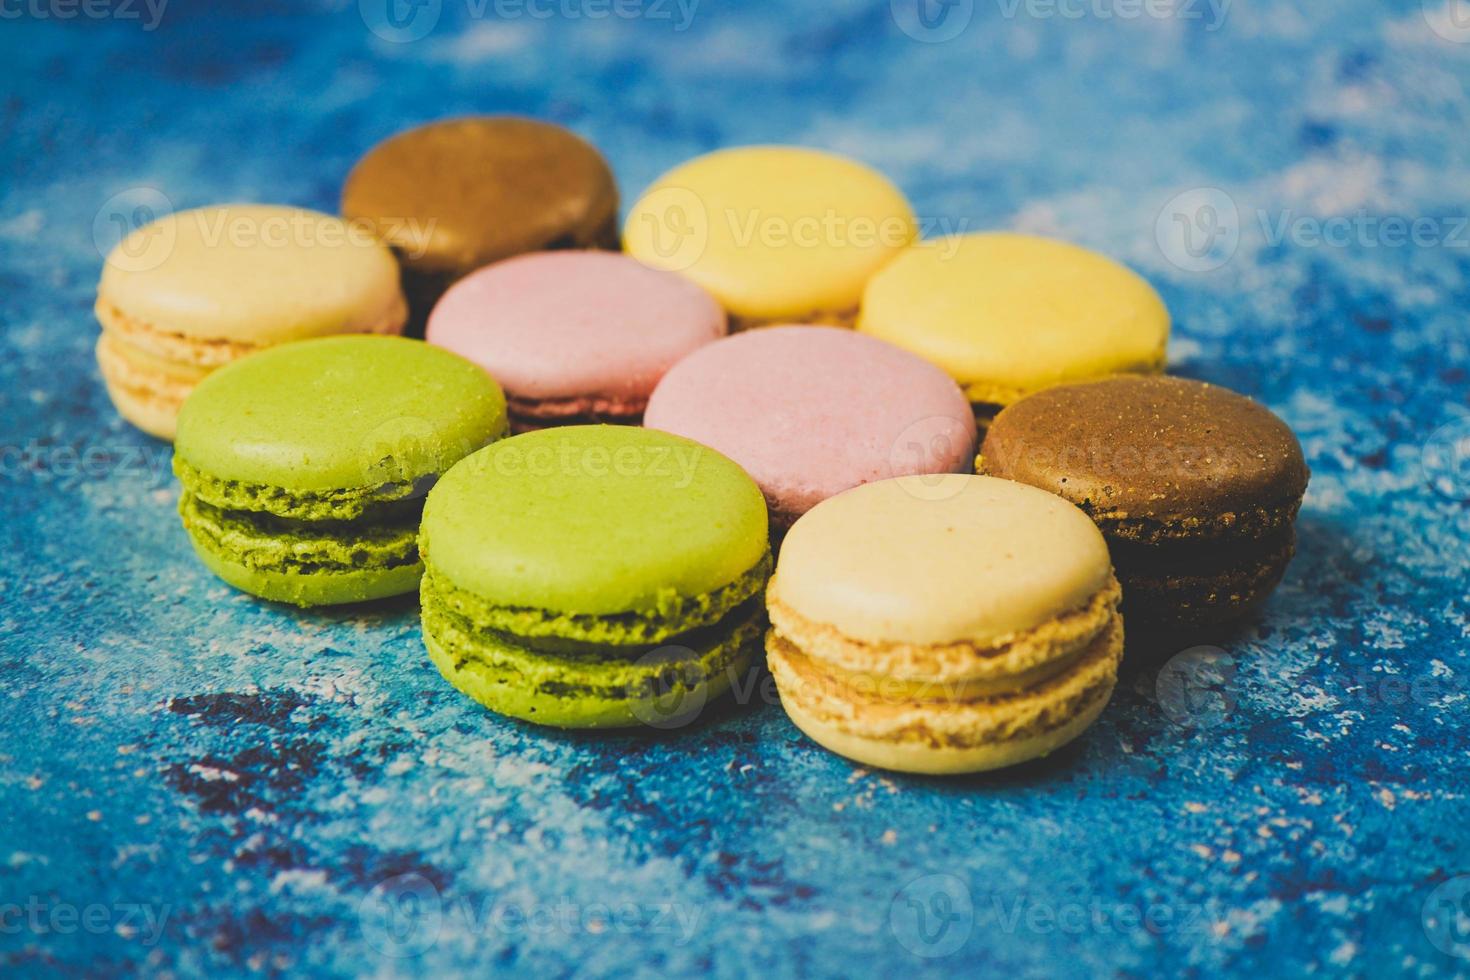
top-left (623, 146), bottom-right (916, 329)
top-left (765, 474), bottom-right (1123, 775)
top-left (96, 204), bottom-right (407, 440)
top-left (858, 232), bottom-right (1169, 411)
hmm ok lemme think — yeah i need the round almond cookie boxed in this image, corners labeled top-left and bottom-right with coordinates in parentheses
top-left (427, 251), bottom-right (725, 431)
top-left (173, 335), bottom-right (507, 607)
top-left (978, 375), bottom-right (1310, 630)
top-left (342, 116), bottom-right (619, 332)
top-left (858, 232), bottom-right (1170, 416)
top-left (765, 475), bottom-right (1123, 775)
top-left (419, 426), bottom-right (772, 729)
top-left (624, 146), bottom-right (916, 330)
top-left (96, 204), bottom-right (407, 440)
top-left (644, 325), bottom-right (976, 531)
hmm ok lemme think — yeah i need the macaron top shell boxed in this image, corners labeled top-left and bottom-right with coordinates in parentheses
top-left (427, 252), bottom-right (725, 403)
top-left (175, 335), bottom-right (507, 491)
top-left (623, 146), bottom-right (916, 321)
top-left (341, 116), bottom-right (618, 274)
top-left (859, 232), bottom-right (1170, 405)
top-left (98, 205), bottom-right (404, 344)
top-left (644, 326), bottom-right (976, 520)
top-left (770, 475), bottom-right (1112, 647)
top-left (980, 375), bottom-right (1310, 527)
top-left (420, 426), bottom-right (768, 615)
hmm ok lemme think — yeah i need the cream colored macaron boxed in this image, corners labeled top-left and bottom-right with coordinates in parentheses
top-left (96, 204), bottom-right (407, 439)
top-left (624, 146), bottom-right (916, 330)
top-left (765, 474), bottom-right (1123, 775)
top-left (858, 232), bottom-right (1169, 411)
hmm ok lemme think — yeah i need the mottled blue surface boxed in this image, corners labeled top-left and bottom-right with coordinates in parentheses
top-left (3, 1), bottom-right (1470, 976)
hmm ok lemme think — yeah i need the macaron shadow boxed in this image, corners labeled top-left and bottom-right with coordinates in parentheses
top-left (796, 735), bottom-right (1103, 792)
top-left (290, 589), bottom-right (423, 624)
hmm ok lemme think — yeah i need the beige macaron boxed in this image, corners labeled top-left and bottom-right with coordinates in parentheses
top-left (96, 204), bottom-right (407, 440)
top-left (765, 474), bottom-right (1124, 775)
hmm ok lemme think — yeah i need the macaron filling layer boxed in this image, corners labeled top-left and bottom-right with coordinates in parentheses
top-left (420, 550), bottom-right (771, 648)
top-left (726, 305), bottom-right (858, 334)
top-left (180, 492), bottom-right (421, 575)
top-left (505, 393), bottom-right (650, 429)
top-left (767, 576), bottom-right (1121, 698)
top-left (174, 456), bottom-right (435, 523)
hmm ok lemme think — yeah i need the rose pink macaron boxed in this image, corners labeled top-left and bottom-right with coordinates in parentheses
top-left (644, 325), bottom-right (978, 530)
top-left (427, 251), bottom-right (725, 431)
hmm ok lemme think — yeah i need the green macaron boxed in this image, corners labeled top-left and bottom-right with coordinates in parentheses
top-left (174, 335), bottom-right (508, 606)
top-left (419, 425), bottom-right (772, 728)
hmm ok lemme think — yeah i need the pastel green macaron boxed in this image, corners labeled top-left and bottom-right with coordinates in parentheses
top-left (419, 425), bottom-right (772, 728)
top-left (174, 335), bottom-right (507, 606)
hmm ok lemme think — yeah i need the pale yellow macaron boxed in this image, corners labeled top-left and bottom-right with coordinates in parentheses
top-left (623, 146), bottom-right (916, 329)
top-left (858, 232), bottom-right (1169, 411)
top-left (765, 474), bottom-right (1123, 775)
top-left (96, 204), bottom-right (407, 439)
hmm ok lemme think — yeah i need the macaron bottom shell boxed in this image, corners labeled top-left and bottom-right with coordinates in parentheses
top-left (770, 671), bottom-right (1115, 776)
top-left (177, 467), bottom-right (429, 608)
top-left (424, 596), bottom-right (764, 729)
top-left (97, 347), bottom-right (196, 441)
top-left (187, 533), bottom-right (424, 607)
top-left (767, 612), bottom-right (1122, 775)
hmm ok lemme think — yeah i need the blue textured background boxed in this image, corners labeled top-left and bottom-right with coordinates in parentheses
top-left (3, 1), bottom-right (1470, 976)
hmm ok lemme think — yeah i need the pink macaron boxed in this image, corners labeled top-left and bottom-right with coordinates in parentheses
top-left (644, 325), bottom-right (978, 529)
top-left (427, 251), bottom-right (726, 430)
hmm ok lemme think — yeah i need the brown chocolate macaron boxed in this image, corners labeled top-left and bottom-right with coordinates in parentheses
top-left (341, 116), bottom-right (619, 332)
top-left (977, 375), bottom-right (1309, 631)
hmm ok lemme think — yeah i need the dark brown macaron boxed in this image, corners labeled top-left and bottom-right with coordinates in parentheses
top-left (341, 116), bottom-right (619, 333)
top-left (977, 375), bottom-right (1309, 630)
